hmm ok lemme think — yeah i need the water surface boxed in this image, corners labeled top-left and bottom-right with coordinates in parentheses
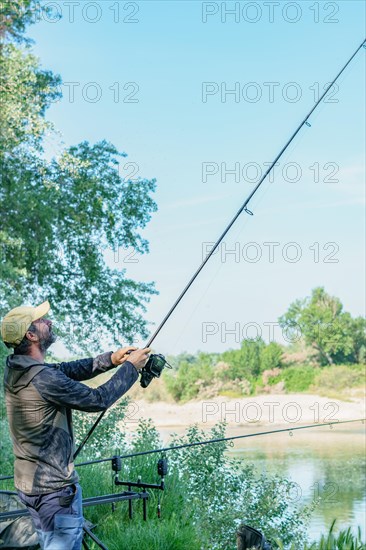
top-left (228, 425), bottom-right (365, 542)
top-left (160, 424), bottom-right (366, 542)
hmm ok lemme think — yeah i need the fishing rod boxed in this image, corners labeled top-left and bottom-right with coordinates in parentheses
top-left (78, 418), bottom-right (365, 468)
top-left (2, 418), bottom-right (364, 481)
top-left (74, 38), bottom-right (366, 460)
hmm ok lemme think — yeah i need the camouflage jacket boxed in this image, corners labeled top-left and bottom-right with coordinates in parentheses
top-left (3, 353), bottom-right (139, 495)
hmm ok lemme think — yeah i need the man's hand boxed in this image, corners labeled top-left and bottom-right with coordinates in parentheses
top-left (111, 346), bottom-right (138, 366)
top-left (126, 348), bottom-right (151, 371)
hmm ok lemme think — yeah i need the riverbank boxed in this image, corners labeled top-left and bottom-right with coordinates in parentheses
top-left (126, 393), bottom-right (365, 431)
top-left (121, 394), bottom-right (365, 543)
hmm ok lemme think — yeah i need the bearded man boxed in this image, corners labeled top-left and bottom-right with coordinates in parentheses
top-left (1, 300), bottom-right (150, 550)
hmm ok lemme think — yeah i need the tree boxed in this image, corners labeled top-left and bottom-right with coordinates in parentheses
top-left (0, 41), bottom-right (61, 154)
top-left (333, 313), bottom-right (366, 364)
top-left (0, 0), bottom-right (39, 43)
top-left (260, 341), bottom-right (283, 371)
top-left (165, 352), bottom-right (218, 401)
top-left (221, 338), bottom-right (266, 379)
top-left (279, 287), bottom-right (366, 365)
top-left (351, 316), bottom-right (366, 364)
top-left (0, 1), bottom-right (157, 353)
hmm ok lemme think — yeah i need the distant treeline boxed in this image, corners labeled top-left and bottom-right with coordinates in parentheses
top-left (162, 288), bottom-right (365, 402)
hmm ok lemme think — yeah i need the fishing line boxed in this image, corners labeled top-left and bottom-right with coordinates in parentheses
top-left (146, 39), bottom-right (366, 350)
top-left (74, 38), bottom-right (366, 460)
top-left (78, 418), bottom-right (365, 466)
top-left (171, 211), bottom-right (253, 352)
top-left (153, 114), bottom-right (326, 352)
top-left (2, 419), bottom-right (364, 482)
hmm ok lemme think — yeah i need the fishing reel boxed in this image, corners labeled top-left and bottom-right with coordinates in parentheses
top-left (140, 353), bottom-right (172, 388)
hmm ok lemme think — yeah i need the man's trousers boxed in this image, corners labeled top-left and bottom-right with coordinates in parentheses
top-left (17, 483), bottom-right (84, 550)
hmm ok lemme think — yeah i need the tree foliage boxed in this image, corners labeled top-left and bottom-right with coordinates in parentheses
top-left (0, 1), bottom-right (157, 353)
top-left (0, 0), bottom-right (38, 43)
top-left (279, 287), bottom-right (366, 365)
top-left (164, 352), bottom-right (217, 401)
top-left (221, 338), bottom-right (266, 379)
top-left (260, 341), bottom-right (283, 371)
top-left (164, 288), bottom-right (365, 402)
top-left (0, 42), bottom-right (60, 152)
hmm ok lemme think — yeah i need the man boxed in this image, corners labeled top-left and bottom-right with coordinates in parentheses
top-left (1, 300), bottom-right (150, 550)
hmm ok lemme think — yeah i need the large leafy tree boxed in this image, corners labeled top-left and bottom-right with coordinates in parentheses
top-left (0, 0), bottom-right (157, 354)
top-left (279, 287), bottom-right (366, 365)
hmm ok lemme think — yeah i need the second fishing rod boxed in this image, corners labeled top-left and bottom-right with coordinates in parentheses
top-left (74, 38), bottom-right (366, 460)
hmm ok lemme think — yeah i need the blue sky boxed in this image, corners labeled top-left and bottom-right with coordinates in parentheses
top-left (28, 1), bottom-right (365, 356)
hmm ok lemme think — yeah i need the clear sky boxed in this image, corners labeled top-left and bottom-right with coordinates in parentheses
top-left (28, 1), bottom-right (365, 356)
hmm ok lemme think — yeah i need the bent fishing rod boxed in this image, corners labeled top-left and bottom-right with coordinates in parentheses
top-left (74, 38), bottom-right (366, 461)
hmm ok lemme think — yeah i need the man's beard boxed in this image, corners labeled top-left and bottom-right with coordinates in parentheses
top-left (39, 330), bottom-right (57, 353)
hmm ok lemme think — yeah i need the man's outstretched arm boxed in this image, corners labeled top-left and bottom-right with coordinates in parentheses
top-left (49, 346), bottom-right (137, 381)
top-left (33, 347), bottom-right (150, 412)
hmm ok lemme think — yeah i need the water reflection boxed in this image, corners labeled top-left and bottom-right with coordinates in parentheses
top-left (228, 426), bottom-right (366, 542)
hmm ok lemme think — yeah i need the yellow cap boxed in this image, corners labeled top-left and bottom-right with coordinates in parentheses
top-left (1, 301), bottom-right (51, 345)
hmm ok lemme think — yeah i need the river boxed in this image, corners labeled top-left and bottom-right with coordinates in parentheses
top-left (228, 425), bottom-right (365, 542)
top-left (159, 424), bottom-right (365, 543)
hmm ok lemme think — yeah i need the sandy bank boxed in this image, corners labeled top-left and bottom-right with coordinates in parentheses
top-left (126, 393), bottom-right (365, 431)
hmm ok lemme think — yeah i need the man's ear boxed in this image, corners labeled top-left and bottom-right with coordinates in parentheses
top-left (25, 329), bottom-right (39, 343)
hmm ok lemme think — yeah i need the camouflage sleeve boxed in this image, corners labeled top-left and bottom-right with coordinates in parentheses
top-left (52, 352), bottom-right (115, 381)
top-left (32, 361), bottom-right (139, 412)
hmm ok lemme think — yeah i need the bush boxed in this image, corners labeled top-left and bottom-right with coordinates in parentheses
top-left (164, 354), bottom-right (216, 402)
top-left (74, 420), bottom-right (316, 549)
top-left (0, 418), bottom-right (13, 476)
top-left (73, 398), bottom-right (130, 460)
top-left (312, 364), bottom-right (365, 393)
top-left (129, 374), bottom-right (172, 402)
top-left (168, 423), bottom-right (312, 549)
top-left (221, 339), bottom-right (266, 380)
top-left (0, 345), bottom-right (13, 477)
top-left (282, 365), bottom-right (318, 392)
top-left (164, 361), bottom-right (204, 401)
top-left (260, 342), bottom-right (284, 371)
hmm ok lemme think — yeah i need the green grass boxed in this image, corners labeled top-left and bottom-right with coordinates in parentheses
top-left (312, 365), bottom-right (365, 395)
top-left (85, 514), bottom-right (199, 550)
top-left (77, 453), bottom-right (203, 549)
top-left (275, 522), bottom-right (366, 549)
